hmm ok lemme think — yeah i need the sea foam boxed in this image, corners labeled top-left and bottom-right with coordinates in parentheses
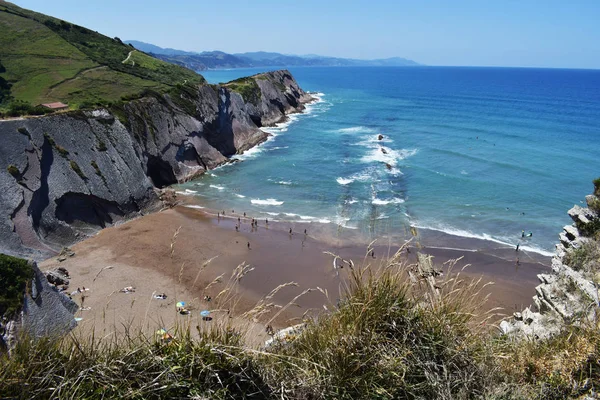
top-left (251, 198), bottom-right (284, 206)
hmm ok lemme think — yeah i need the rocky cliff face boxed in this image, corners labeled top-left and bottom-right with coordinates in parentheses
top-left (501, 188), bottom-right (600, 339)
top-left (0, 70), bottom-right (313, 260)
top-left (0, 261), bottom-right (78, 351)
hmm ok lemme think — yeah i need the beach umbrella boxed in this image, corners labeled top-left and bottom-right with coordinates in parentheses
top-left (176, 301), bottom-right (185, 308)
top-left (200, 310), bottom-right (211, 317)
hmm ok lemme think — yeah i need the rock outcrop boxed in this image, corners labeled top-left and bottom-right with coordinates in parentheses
top-left (0, 70), bottom-right (313, 260)
top-left (501, 189), bottom-right (600, 339)
top-left (0, 261), bottom-right (78, 351)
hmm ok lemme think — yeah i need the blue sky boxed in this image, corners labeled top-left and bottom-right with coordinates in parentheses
top-left (15, 0), bottom-right (600, 69)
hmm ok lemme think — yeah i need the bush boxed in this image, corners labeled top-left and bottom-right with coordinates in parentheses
top-left (0, 254), bottom-right (32, 318)
top-left (69, 160), bottom-right (86, 180)
top-left (6, 165), bottom-right (19, 178)
top-left (593, 177), bottom-right (600, 197)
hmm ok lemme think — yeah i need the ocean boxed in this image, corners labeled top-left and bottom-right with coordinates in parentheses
top-left (177, 66), bottom-right (600, 257)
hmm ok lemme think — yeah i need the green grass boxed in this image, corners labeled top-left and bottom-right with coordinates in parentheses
top-left (0, 1), bottom-right (205, 114)
top-left (0, 254), bottom-right (32, 318)
top-left (223, 76), bottom-right (262, 106)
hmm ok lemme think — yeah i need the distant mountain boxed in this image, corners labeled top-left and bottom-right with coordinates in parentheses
top-left (125, 40), bottom-right (420, 71)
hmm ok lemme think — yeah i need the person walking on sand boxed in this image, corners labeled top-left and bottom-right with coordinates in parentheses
top-left (289, 228), bottom-right (293, 235)
top-left (516, 243), bottom-right (520, 252)
top-left (235, 225), bottom-right (239, 232)
top-left (304, 229), bottom-right (307, 235)
top-left (247, 242), bottom-right (251, 249)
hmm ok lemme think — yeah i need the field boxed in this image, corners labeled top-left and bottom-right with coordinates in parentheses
top-left (0, 2), bottom-right (205, 113)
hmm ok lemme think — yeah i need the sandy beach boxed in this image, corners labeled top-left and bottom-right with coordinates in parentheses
top-left (40, 201), bottom-right (550, 342)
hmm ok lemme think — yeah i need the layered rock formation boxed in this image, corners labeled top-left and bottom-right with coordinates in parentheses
top-left (501, 188), bottom-right (600, 339)
top-left (0, 261), bottom-right (78, 351)
top-left (0, 70), bottom-right (313, 260)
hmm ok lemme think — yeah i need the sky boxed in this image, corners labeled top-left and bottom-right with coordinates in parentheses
top-left (13, 0), bottom-right (600, 69)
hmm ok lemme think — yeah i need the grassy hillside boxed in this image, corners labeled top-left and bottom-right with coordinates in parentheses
top-left (0, 1), bottom-right (205, 115)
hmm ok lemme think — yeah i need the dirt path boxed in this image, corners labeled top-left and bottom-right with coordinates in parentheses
top-left (122, 50), bottom-right (135, 66)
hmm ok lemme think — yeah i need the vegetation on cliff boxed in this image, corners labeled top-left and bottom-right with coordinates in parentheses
top-left (0, 254), bottom-right (32, 318)
top-left (0, 1), bottom-right (205, 116)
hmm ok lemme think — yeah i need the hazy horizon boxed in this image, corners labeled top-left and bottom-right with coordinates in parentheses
top-left (13, 0), bottom-right (600, 70)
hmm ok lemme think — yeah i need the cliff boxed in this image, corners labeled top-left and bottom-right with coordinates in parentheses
top-left (0, 70), bottom-right (313, 260)
top-left (0, 258), bottom-right (78, 352)
top-left (501, 180), bottom-right (600, 338)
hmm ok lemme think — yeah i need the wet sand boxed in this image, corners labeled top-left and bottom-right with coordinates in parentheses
top-left (40, 204), bottom-right (550, 341)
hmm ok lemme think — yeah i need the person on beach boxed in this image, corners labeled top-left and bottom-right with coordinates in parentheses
top-left (244, 212), bottom-right (246, 217)
top-left (304, 229), bottom-right (307, 235)
top-left (238, 217), bottom-right (240, 223)
top-left (371, 249), bottom-right (375, 258)
top-left (521, 230), bottom-right (525, 238)
top-left (289, 228), bottom-right (293, 235)
top-left (235, 225), bottom-right (239, 232)
top-left (265, 219), bottom-right (268, 225)
top-left (516, 243), bottom-right (520, 252)
top-left (247, 242), bottom-right (251, 249)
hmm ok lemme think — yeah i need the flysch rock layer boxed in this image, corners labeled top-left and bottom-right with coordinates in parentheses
top-left (0, 261), bottom-right (78, 351)
top-left (500, 194), bottom-right (600, 339)
top-left (0, 70), bottom-right (313, 260)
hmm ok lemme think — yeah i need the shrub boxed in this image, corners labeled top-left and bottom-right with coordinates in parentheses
top-left (6, 165), bottom-right (19, 178)
top-left (90, 160), bottom-right (102, 177)
top-left (55, 145), bottom-right (69, 158)
top-left (0, 254), bottom-right (32, 318)
top-left (69, 160), bottom-right (86, 180)
top-left (593, 177), bottom-right (600, 197)
top-left (564, 241), bottom-right (600, 274)
top-left (96, 139), bottom-right (107, 152)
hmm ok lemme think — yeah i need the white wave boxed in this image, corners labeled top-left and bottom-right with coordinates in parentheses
top-left (284, 212), bottom-right (299, 217)
top-left (461, 170), bottom-right (468, 175)
top-left (183, 205), bottom-right (204, 209)
top-left (345, 199), bottom-right (359, 205)
top-left (234, 144), bottom-right (267, 161)
top-left (336, 177), bottom-right (354, 185)
top-left (299, 215), bottom-right (315, 220)
top-left (184, 189), bottom-right (198, 194)
top-left (361, 147), bottom-right (418, 166)
top-left (317, 218), bottom-right (331, 224)
top-left (210, 185), bottom-right (225, 191)
top-left (251, 198), bottom-right (284, 206)
top-left (235, 194), bottom-right (246, 198)
top-left (263, 212), bottom-right (280, 216)
top-left (335, 126), bottom-right (375, 134)
top-left (372, 197), bottom-right (405, 206)
top-left (175, 191), bottom-right (195, 196)
top-left (278, 181), bottom-right (292, 185)
top-left (194, 182), bottom-right (205, 186)
top-left (412, 223), bottom-right (555, 257)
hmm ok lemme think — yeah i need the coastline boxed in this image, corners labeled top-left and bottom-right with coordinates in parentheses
top-left (40, 201), bottom-right (549, 341)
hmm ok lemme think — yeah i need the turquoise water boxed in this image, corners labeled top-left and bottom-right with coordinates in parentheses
top-left (179, 66), bottom-right (600, 256)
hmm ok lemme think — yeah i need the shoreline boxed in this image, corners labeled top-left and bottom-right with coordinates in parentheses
top-left (41, 202), bottom-right (549, 341)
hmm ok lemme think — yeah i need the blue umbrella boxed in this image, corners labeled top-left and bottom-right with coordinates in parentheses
top-left (200, 310), bottom-right (211, 317)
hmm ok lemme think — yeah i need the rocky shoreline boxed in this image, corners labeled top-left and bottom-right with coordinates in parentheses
top-left (0, 70), bottom-right (313, 260)
top-left (501, 186), bottom-right (600, 338)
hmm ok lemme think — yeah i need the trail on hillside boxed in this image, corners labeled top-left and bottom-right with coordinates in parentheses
top-left (122, 50), bottom-right (135, 66)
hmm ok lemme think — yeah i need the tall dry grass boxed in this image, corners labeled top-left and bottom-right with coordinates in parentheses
top-left (3, 235), bottom-right (600, 399)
